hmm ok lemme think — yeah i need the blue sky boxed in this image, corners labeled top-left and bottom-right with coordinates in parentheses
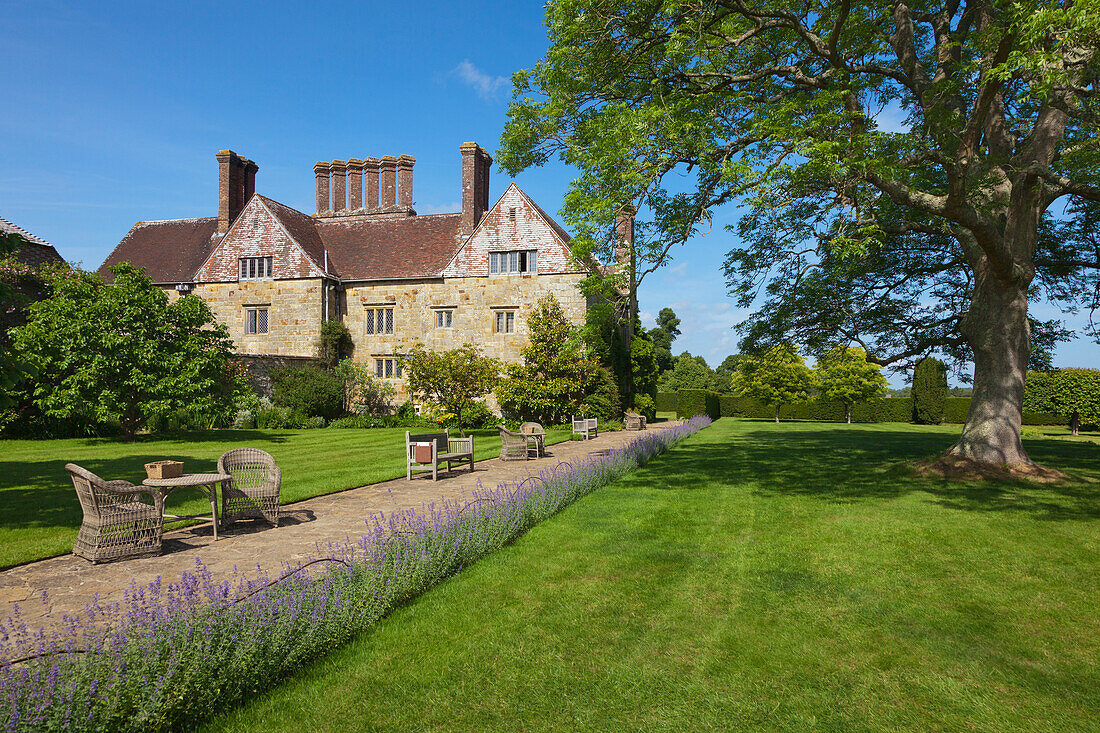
top-left (2, 0), bottom-right (1096, 386)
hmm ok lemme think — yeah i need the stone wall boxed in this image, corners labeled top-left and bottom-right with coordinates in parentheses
top-left (176, 278), bottom-right (325, 358)
top-left (344, 272), bottom-right (587, 401)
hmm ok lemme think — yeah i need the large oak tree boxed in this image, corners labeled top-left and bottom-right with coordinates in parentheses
top-left (499, 0), bottom-right (1100, 466)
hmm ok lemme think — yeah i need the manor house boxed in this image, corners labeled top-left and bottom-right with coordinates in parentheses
top-left (98, 143), bottom-right (591, 399)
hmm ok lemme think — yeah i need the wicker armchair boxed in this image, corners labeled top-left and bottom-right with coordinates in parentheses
top-left (217, 448), bottom-right (281, 528)
top-left (67, 463), bottom-right (164, 563)
top-left (498, 425), bottom-right (530, 461)
top-left (519, 421), bottom-right (546, 457)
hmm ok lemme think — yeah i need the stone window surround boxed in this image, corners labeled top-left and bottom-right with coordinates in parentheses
top-left (431, 303), bottom-right (457, 329)
top-left (489, 249), bottom-right (537, 275)
top-left (373, 355), bottom-right (404, 379)
top-left (491, 305), bottom-right (517, 334)
top-left (239, 256), bottom-right (273, 280)
top-left (363, 304), bottom-right (394, 335)
top-left (245, 303), bottom-right (270, 335)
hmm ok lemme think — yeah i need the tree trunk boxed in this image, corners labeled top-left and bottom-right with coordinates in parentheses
top-left (775, 404), bottom-right (780, 423)
top-left (846, 403), bottom-right (852, 424)
top-left (948, 264), bottom-right (1032, 464)
top-left (1070, 412), bottom-right (1080, 437)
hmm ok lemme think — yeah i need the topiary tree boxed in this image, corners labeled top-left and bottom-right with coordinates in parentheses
top-left (816, 346), bottom-right (889, 424)
top-left (403, 343), bottom-right (500, 436)
top-left (912, 357), bottom-right (948, 425)
top-left (12, 263), bottom-right (238, 441)
top-left (732, 345), bottom-right (814, 423)
top-left (1024, 368), bottom-right (1100, 436)
top-left (496, 294), bottom-right (598, 424)
top-left (630, 333), bottom-right (659, 412)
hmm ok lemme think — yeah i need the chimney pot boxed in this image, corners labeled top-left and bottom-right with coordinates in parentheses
top-left (216, 150), bottom-right (253, 234)
top-left (379, 155), bottom-right (397, 208)
top-left (314, 161), bottom-right (331, 214)
top-left (460, 142), bottom-right (492, 237)
top-left (363, 157), bottom-right (380, 211)
top-left (330, 160), bottom-right (347, 213)
top-left (347, 158), bottom-right (364, 210)
top-left (397, 154), bottom-right (415, 209)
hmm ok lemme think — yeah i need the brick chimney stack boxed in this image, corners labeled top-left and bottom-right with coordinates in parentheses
top-left (615, 204), bottom-right (635, 266)
top-left (314, 161), bottom-right (331, 214)
top-left (217, 150), bottom-right (257, 234)
top-left (347, 159), bottom-right (364, 210)
top-left (380, 156), bottom-right (397, 208)
top-left (397, 155), bottom-right (415, 208)
top-left (364, 157), bottom-right (380, 211)
top-left (330, 160), bottom-right (347, 213)
top-left (460, 142), bottom-right (492, 236)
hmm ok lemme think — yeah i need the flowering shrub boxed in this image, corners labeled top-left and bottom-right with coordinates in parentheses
top-left (0, 417), bottom-right (711, 731)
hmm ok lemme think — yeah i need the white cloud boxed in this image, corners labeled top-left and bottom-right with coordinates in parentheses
top-left (419, 200), bottom-right (461, 215)
top-left (453, 60), bottom-right (509, 101)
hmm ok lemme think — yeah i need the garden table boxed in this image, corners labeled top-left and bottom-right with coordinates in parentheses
top-left (142, 472), bottom-right (232, 541)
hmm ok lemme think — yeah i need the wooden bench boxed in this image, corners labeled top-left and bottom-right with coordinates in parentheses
top-left (624, 412), bottom-right (647, 431)
top-left (406, 429), bottom-right (474, 480)
top-left (572, 415), bottom-right (598, 440)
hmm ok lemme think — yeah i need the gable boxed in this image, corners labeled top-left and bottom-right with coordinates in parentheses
top-left (441, 184), bottom-right (578, 278)
top-left (195, 196), bottom-right (324, 282)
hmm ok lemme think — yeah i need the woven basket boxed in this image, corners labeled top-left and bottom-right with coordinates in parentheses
top-left (145, 460), bottom-right (183, 479)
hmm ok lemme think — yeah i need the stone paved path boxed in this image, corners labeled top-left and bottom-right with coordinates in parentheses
top-left (1, 424), bottom-right (678, 629)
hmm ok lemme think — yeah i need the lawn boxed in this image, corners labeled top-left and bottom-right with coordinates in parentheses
top-left (206, 419), bottom-right (1099, 732)
top-left (0, 426), bottom-right (572, 569)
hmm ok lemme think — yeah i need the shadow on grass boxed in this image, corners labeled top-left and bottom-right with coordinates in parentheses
top-left (653, 425), bottom-right (1100, 522)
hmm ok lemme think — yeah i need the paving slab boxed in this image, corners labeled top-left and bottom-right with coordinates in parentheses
top-left (1, 424), bottom-right (679, 630)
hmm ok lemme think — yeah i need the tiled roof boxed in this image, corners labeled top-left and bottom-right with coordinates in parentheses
top-left (316, 213), bottom-right (463, 280)
top-left (257, 196), bottom-right (329, 274)
top-left (98, 217), bottom-right (219, 283)
top-left (1, 215), bottom-right (66, 267)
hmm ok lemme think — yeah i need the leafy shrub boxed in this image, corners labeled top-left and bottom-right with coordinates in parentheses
top-left (912, 357), bottom-right (947, 424)
top-left (270, 366), bottom-right (345, 422)
top-left (581, 367), bottom-right (622, 421)
top-left (334, 358), bottom-right (395, 416)
top-left (317, 319), bottom-right (353, 369)
top-left (633, 393), bottom-right (655, 421)
top-left (232, 409), bottom-right (256, 429)
top-left (1024, 368), bottom-right (1100, 435)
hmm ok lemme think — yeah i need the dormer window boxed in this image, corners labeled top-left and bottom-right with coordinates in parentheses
top-left (489, 250), bottom-right (537, 275)
top-left (240, 257), bottom-right (273, 280)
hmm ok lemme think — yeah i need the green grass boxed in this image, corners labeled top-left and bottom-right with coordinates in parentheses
top-left (205, 420), bottom-right (1100, 732)
top-left (0, 426), bottom-right (571, 569)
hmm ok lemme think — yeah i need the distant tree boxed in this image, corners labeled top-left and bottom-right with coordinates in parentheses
top-left (732, 345), bottom-right (814, 423)
top-left (12, 263), bottom-right (238, 441)
top-left (659, 351), bottom-right (716, 392)
top-left (912, 358), bottom-right (949, 425)
top-left (713, 354), bottom-right (744, 394)
top-left (403, 343), bottom-right (499, 436)
top-left (816, 346), bottom-right (889, 423)
top-left (648, 307), bottom-right (681, 373)
top-left (1024, 369), bottom-right (1100, 436)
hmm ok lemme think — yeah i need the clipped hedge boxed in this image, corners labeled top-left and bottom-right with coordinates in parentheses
top-left (912, 357), bottom-right (948, 424)
top-left (655, 392), bottom-right (678, 413)
top-left (676, 389), bottom-right (721, 419)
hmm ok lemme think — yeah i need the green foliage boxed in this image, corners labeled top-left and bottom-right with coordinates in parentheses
top-left (10, 263), bottom-right (238, 441)
top-left (912, 358), bottom-right (948, 425)
top-left (316, 319), bottom-right (353, 369)
top-left (647, 307), bottom-right (681, 373)
top-left (630, 334), bottom-right (659, 409)
top-left (731, 345), bottom-right (814, 421)
top-left (816, 346), bottom-right (889, 422)
top-left (333, 358), bottom-right (396, 416)
top-left (403, 343), bottom-right (500, 434)
top-left (655, 392), bottom-right (678, 413)
top-left (270, 367), bottom-right (345, 422)
top-left (660, 352), bottom-right (716, 391)
top-left (633, 393), bottom-right (655, 421)
top-left (676, 389), bottom-right (720, 420)
top-left (496, 294), bottom-right (598, 424)
top-left (581, 367), bottom-right (622, 421)
top-left (1024, 369), bottom-right (1100, 434)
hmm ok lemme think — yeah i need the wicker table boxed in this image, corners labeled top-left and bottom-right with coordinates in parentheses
top-left (142, 472), bottom-right (232, 541)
